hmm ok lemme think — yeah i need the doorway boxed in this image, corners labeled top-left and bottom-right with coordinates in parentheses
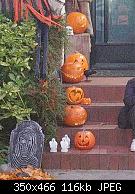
top-left (91, 0), bottom-right (135, 76)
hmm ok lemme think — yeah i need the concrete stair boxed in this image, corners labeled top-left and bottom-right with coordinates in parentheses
top-left (42, 77), bottom-right (135, 170)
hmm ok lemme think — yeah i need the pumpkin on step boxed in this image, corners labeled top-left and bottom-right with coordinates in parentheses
top-left (65, 52), bottom-right (89, 71)
top-left (74, 130), bottom-right (95, 150)
top-left (66, 86), bottom-right (84, 104)
top-left (61, 62), bottom-right (84, 83)
top-left (64, 105), bottom-right (87, 126)
top-left (67, 12), bottom-right (89, 34)
top-left (80, 97), bottom-right (92, 105)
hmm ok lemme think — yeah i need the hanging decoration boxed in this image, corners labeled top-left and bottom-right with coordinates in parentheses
top-left (0, 0), bottom-right (64, 81)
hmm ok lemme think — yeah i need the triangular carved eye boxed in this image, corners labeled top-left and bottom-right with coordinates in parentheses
top-left (79, 135), bottom-right (81, 138)
top-left (74, 59), bottom-right (78, 63)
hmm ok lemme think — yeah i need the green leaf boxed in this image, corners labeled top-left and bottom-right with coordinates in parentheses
top-left (9, 73), bottom-right (15, 81)
top-left (0, 114), bottom-right (11, 120)
top-left (0, 125), bottom-right (3, 130)
top-left (0, 61), bottom-right (10, 66)
top-left (0, 94), bottom-right (6, 100)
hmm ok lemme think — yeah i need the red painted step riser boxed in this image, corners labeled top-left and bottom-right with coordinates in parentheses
top-left (42, 153), bottom-right (135, 170)
top-left (64, 85), bottom-right (125, 103)
top-left (82, 106), bottom-right (122, 123)
top-left (56, 128), bottom-right (133, 147)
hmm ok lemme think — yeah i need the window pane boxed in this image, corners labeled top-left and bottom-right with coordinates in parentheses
top-left (96, 0), bottom-right (104, 43)
top-left (108, 0), bottom-right (135, 43)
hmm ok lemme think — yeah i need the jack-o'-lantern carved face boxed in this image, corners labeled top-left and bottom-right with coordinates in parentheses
top-left (61, 62), bottom-right (84, 83)
top-left (64, 105), bottom-right (87, 126)
top-left (66, 86), bottom-right (84, 105)
top-left (67, 12), bottom-right (89, 34)
top-left (74, 131), bottom-right (95, 150)
top-left (65, 52), bottom-right (89, 71)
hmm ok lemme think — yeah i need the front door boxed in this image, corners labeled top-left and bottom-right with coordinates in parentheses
top-left (91, 0), bottom-right (135, 71)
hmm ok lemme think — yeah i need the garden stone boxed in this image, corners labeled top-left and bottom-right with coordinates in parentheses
top-left (8, 120), bottom-right (44, 169)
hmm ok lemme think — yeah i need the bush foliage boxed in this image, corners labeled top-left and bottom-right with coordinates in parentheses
top-left (0, 14), bottom-right (67, 164)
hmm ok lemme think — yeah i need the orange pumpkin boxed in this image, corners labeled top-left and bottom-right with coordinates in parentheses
top-left (67, 12), bottom-right (89, 34)
top-left (64, 105), bottom-right (87, 126)
top-left (74, 131), bottom-right (95, 150)
top-left (80, 98), bottom-right (92, 105)
top-left (61, 62), bottom-right (84, 83)
top-left (66, 86), bottom-right (84, 104)
top-left (65, 52), bottom-right (89, 71)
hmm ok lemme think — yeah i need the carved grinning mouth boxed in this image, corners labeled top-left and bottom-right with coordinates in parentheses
top-left (78, 142), bottom-right (90, 147)
top-left (63, 72), bottom-right (84, 80)
top-left (74, 120), bottom-right (86, 126)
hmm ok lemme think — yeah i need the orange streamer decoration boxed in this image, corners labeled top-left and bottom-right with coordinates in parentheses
top-left (13, 0), bottom-right (62, 28)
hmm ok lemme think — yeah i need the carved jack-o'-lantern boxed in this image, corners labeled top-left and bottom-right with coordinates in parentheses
top-left (61, 62), bottom-right (84, 83)
top-left (66, 86), bottom-right (84, 105)
top-left (67, 12), bottom-right (89, 34)
top-left (65, 52), bottom-right (89, 71)
top-left (80, 98), bottom-right (92, 105)
top-left (64, 105), bottom-right (87, 126)
top-left (74, 131), bottom-right (95, 150)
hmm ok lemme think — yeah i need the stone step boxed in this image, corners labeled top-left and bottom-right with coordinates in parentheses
top-left (42, 146), bottom-right (135, 170)
top-left (64, 77), bottom-right (133, 103)
top-left (76, 103), bottom-right (123, 123)
top-left (56, 124), bottom-right (133, 147)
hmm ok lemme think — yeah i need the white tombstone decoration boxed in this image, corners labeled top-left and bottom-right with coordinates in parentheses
top-left (64, 134), bottom-right (70, 148)
top-left (66, 26), bottom-right (74, 35)
top-left (60, 137), bottom-right (68, 152)
top-left (49, 138), bottom-right (58, 152)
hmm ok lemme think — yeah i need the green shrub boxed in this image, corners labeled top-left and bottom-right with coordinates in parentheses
top-left (0, 15), bottom-right (67, 145)
top-left (0, 15), bottom-right (36, 123)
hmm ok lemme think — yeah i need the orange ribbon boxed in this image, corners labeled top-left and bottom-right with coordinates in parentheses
top-left (13, 0), bottom-right (63, 28)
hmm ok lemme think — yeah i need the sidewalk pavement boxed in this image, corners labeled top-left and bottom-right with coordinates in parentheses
top-left (47, 170), bottom-right (135, 180)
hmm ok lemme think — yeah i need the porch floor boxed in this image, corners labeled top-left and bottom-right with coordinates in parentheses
top-left (84, 77), bottom-right (134, 85)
